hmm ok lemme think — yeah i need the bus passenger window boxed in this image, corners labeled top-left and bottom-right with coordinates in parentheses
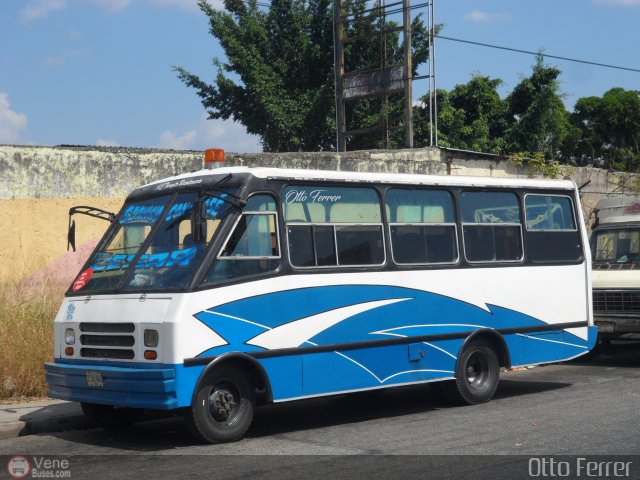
top-left (288, 225), bottom-right (314, 267)
top-left (283, 186), bottom-right (384, 268)
top-left (203, 194), bottom-right (281, 283)
top-left (288, 225), bottom-right (337, 267)
top-left (525, 194), bottom-right (582, 263)
top-left (385, 188), bottom-right (458, 265)
top-left (460, 191), bottom-right (523, 263)
top-left (336, 225), bottom-right (384, 265)
top-left (221, 214), bottom-right (279, 258)
top-left (314, 226), bottom-right (337, 265)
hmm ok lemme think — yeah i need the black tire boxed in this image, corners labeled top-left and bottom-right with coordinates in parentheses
top-left (81, 402), bottom-right (145, 429)
top-left (451, 342), bottom-right (500, 405)
top-left (184, 366), bottom-right (255, 444)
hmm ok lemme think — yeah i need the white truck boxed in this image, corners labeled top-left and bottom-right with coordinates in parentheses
top-left (591, 195), bottom-right (640, 344)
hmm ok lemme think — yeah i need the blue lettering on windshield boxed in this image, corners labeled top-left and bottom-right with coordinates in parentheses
top-left (163, 196), bottom-right (229, 224)
top-left (205, 196), bottom-right (228, 216)
top-left (165, 247), bottom-right (198, 266)
top-left (165, 202), bottom-right (190, 223)
top-left (120, 205), bottom-right (164, 225)
top-left (105, 253), bottom-right (132, 271)
top-left (90, 247), bottom-right (198, 272)
top-left (136, 252), bottom-right (170, 269)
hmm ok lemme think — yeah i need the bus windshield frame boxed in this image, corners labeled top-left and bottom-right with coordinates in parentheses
top-left (66, 189), bottom-right (238, 296)
top-left (591, 225), bottom-right (640, 265)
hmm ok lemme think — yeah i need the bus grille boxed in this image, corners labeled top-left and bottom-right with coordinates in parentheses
top-left (593, 290), bottom-right (640, 314)
top-left (80, 348), bottom-right (135, 360)
top-left (79, 323), bottom-right (135, 359)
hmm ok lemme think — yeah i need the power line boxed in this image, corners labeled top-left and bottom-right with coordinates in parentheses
top-left (435, 34), bottom-right (640, 74)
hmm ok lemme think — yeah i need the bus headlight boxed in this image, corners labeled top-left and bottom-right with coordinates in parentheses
top-left (65, 328), bottom-right (75, 345)
top-left (144, 329), bottom-right (159, 348)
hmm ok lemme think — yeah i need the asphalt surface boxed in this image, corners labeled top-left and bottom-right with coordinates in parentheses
top-left (1, 347), bottom-right (639, 479)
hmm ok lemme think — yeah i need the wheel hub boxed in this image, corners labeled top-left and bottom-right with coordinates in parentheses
top-left (465, 352), bottom-right (487, 387)
top-left (209, 387), bottom-right (238, 420)
top-left (466, 364), bottom-right (479, 382)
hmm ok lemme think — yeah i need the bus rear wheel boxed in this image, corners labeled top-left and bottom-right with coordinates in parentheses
top-left (184, 366), bottom-right (255, 443)
top-left (452, 342), bottom-right (499, 405)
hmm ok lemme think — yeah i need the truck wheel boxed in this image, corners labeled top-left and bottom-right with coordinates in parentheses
top-left (81, 402), bottom-right (144, 429)
top-left (452, 341), bottom-right (500, 405)
top-left (184, 366), bottom-right (255, 443)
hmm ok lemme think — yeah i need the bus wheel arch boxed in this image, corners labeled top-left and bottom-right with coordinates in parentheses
top-left (194, 352), bottom-right (273, 406)
top-left (459, 329), bottom-right (511, 369)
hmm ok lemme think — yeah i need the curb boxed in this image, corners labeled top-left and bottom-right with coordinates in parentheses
top-left (0, 401), bottom-right (93, 440)
top-left (0, 415), bottom-right (93, 440)
top-left (0, 421), bottom-right (26, 440)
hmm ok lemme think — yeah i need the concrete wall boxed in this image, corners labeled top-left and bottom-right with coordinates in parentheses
top-left (0, 145), bottom-right (202, 199)
top-left (0, 144), bottom-right (633, 287)
top-left (0, 145), bottom-right (202, 285)
top-left (225, 147), bottom-right (629, 225)
top-left (225, 148), bottom-right (445, 175)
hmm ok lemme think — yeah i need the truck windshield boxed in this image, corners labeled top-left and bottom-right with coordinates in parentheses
top-left (592, 227), bottom-right (640, 264)
top-left (72, 191), bottom-right (235, 294)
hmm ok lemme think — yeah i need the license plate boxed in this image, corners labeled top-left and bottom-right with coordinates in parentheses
top-left (86, 371), bottom-right (104, 387)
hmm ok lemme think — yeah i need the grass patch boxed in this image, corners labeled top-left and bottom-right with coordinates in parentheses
top-left (0, 281), bottom-right (62, 400)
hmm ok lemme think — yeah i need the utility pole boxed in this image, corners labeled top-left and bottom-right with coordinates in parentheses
top-left (333, 0), bottom-right (346, 152)
top-left (403, 0), bottom-right (413, 148)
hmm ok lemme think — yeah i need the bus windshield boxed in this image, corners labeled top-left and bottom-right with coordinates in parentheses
top-left (592, 227), bottom-right (640, 264)
top-left (73, 191), bottom-right (236, 293)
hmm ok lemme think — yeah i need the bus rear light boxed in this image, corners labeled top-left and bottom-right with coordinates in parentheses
top-left (65, 347), bottom-right (74, 356)
top-left (144, 350), bottom-right (158, 360)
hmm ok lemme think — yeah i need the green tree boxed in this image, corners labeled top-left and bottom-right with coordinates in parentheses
top-left (415, 75), bottom-right (506, 152)
top-left (571, 88), bottom-right (640, 170)
top-left (504, 54), bottom-right (571, 159)
top-left (176, 0), bottom-right (431, 152)
top-left (414, 89), bottom-right (455, 149)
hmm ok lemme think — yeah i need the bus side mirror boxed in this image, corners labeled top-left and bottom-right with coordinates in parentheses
top-left (67, 206), bottom-right (115, 253)
top-left (191, 200), bottom-right (207, 243)
top-left (68, 219), bottom-right (76, 252)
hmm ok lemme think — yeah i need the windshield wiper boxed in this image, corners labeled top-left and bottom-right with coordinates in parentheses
top-left (201, 188), bottom-right (246, 208)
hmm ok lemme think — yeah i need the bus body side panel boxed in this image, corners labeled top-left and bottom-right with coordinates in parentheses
top-left (301, 344), bottom-right (456, 397)
top-left (508, 329), bottom-right (598, 366)
top-left (184, 266), bottom-right (592, 402)
top-left (257, 356), bottom-right (303, 400)
top-left (48, 261), bottom-right (593, 408)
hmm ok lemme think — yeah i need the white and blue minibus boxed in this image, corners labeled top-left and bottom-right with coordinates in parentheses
top-left (46, 167), bottom-right (597, 443)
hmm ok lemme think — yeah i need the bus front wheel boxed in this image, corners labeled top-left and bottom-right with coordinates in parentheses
top-left (453, 342), bottom-right (499, 405)
top-left (184, 366), bottom-right (255, 443)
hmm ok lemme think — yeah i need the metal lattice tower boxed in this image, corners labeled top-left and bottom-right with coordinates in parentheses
top-left (333, 0), bottom-right (437, 151)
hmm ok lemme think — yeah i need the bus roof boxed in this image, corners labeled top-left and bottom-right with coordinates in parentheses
top-left (594, 194), bottom-right (640, 225)
top-left (138, 166), bottom-right (577, 192)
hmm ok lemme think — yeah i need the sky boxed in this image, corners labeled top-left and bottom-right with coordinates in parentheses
top-left (0, 0), bottom-right (639, 152)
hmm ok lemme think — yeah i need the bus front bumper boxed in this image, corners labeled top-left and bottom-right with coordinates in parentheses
top-left (45, 361), bottom-right (179, 410)
top-left (594, 314), bottom-right (640, 339)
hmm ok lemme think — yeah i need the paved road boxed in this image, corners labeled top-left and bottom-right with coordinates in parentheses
top-left (1, 347), bottom-right (639, 478)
